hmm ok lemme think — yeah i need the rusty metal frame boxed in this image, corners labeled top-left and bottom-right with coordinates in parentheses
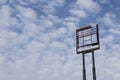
top-left (76, 24), bottom-right (100, 54)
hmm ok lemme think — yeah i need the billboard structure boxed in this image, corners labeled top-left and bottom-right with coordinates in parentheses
top-left (76, 24), bottom-right (100, 80)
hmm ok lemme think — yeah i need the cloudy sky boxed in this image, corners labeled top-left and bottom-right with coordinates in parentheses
top-left (0, 0), bottom-right (120, 80)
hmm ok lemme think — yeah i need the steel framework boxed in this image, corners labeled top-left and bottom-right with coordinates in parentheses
top-left (76, 24), bottom-right (100, 80)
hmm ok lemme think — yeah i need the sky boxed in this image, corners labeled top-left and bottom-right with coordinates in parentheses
top-left (0, 0), bottom-right (120, 80)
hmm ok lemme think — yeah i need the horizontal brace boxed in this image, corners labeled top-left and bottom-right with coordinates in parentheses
top-left (76, 26), bottom-right (92, 31)
top-left (79, 42), bottom-right (98, 47)
top-left (79, 31), bottom-right (96, 38)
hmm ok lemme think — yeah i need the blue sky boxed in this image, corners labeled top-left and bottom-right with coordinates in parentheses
top-left (0, 0), bottom-right (120, 80)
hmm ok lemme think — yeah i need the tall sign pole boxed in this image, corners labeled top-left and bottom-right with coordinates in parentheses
top-left (76, 24), bottom-right (100, 80)
top-left (92, 51), bottom-right (96, 80)
top-left (82, 53), bottom-right (86, 80)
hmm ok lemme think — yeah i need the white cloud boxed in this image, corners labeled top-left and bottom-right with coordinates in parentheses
top-left (72, 0), bottom-right (101, 13)
top-left (68, 0), bottom-right (101, 24)
top-left (0, 0), bottom-right (7, 4)
top-left (0, 0), bottom-right (120, 80)
top-left (109, 24), bottom-right (120, 34)
top-left (42, 0), bottom-right (65, 14)
top-left (0, 2), bottom-right (80, 80)
top-left (69, 9), bottom-right (87, 18)
top-left (98, 13), bottom-right (116, 27)
top-left (51, 41), bottom-right (68, 50)
top-left (98, 13), bottom-right (120, 35)
top-left (64, 17), bottom-right (80, 23)
top-left (40, 19), bottom-right (53, 28)
top-left (16, 6), bottom-right (37, 22)
top-left (97, 0), bottom-right (109, 4)
top-left (0, 5), bottom-right (18, 28)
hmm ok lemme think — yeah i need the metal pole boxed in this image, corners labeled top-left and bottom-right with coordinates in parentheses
top-left (82, 53), bottom-right (86, 80)
top-left (92, 51), bottom-right (96, 80)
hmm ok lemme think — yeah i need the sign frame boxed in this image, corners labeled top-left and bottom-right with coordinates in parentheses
top-left (76, 24), bottom-right (100, 54)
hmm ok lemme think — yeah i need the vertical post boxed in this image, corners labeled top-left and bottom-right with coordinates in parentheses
top-left (92, 51), bottom-right (96, 80)
top-left (82, 53), bottom-right (86, 80)
top-left (76, 30), bottom-right (79, 54)
top-left (82, 32), bottom-right (84, 47)
top-left (96, 24), bottom-right (100, 49)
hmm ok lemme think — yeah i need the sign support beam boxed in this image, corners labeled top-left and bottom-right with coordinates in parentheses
top-left (76, 24), bottom-right (100, 80)
top-left (82, 53), bottom-right (86, 80)
top-left (92, 51), bottom-right (96, 80)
